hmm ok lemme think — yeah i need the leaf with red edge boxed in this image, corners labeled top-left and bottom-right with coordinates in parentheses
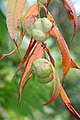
top-left (44, 64), bottom-right (60, 105)
top-left (22, 3), bottom-right (45, 21)
top-left (22, 3), bottom-right (70, 83)
top-left (50, 27), bottom-right (71, 84)
top-left (39, 3), bottom-right (71, 83)
top-left (13, 37), bottom-right (36, 78)
top-left (42, 43), bottom-right (55, 66)
top-left (47, 6), bottom-right (80, 83)
top-left (18, 42), bottom-right (44, 102)
top-left (25, 3), bottom-right (80, 84)
top-left (22, 3), bottom-right (47, 21)
top-left (23, 4), bottom-right (38, 20)
top-left (60, 0), bottom-right (78, 39)
top-left (44, 4), bottom-right (80, 81)
top-left (0, 47), bottom-right (19, 60)
top-left (71, 58), bottom-right (80, 69)
top-left (18, 68), bottom-right (32, 103)
top-left (44, 62), bottom-right (80, 119)
top-left (60, 84), bottom-right (80, 119)
top-left (6, 0), bottom-right (26, 41)
top-left (0, 28), bottom-right (25, 60)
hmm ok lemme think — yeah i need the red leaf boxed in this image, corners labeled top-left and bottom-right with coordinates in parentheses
top-left (44, 64), bottom-right (60, 105)
top-left (50, 26), bottom-right (71, 84)
top-left (25, 3), bottom-right (71, 84)
top-left (44, 63), bottom-right (80, 119)
top-left (0, 47), bottom-right (19, 60)
top-left (24, 3), bottom-right (80, 84)
top-left (46, 6), bottom-right (80, 83)
top-left (42, 43), bottom-right (55, 66)
top-left (60, 84), bottom-right (80, 119)
top-left (71, 58), bottom-right (80, 69)
top-left (39, 3), bottom-right (71, 83)
top-left (0, 28), bottom-right (25, 60)
top-left (13, 37), bottom-right (36, 78)
top-left (18, 42), bottom-right (44, 102)
top-left (23, 4), bottom-right (38, 20)
top-left (60, 0), bottom-right (78, 39)
top-left (18, 68), bottom-right (32, 103)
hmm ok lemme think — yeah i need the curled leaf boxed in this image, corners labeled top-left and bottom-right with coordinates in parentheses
top-left (60, 0), bottom-right (78, 39)
top-left (50, 27), bottom-right (71, 83)
top-left (44, 64), bottom-right (60, 105)
top-left (60, 84), bottom-right (80, 119)
top-left (23, 3), bottom-right (71, 83)
top-left (13, 37), bottom-right (36, 78)
top-left (71, 58), bottom-right (80, 69)
top-left (39, 3), bottom-right (71, 83)
top-left (42, 43), bottom-right (55, 66)
top-left (0, 28), bottom-right (25, 60)
top-left (18, 68), bottom-right (32, 103)
top-left (44, 63), bottom-right (80, 119)
top-left (23, 3), bottom-right (80, 84)
top-left (18, 42), bottom-right (44, 102)
top-left (0, 47), bottom-right (19, 60)
top-left (6, 0), bottom-right (26, 40)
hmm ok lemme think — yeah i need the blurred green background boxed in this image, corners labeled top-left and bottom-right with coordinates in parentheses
top-left (0, 0), bottom-right (80, 120)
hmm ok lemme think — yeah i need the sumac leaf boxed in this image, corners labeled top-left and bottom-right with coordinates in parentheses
top-left (71, 58), bottom-right (80, 69)
top-left (18, 42), bottom-right (44, 102)
top-left (23, 4), bottom-right (38, 20)
top-left (60, 84), bottom-right (80, 119)
top-left (23, 3), bottom-right (80, 84)
top-left (0, 47), bottom-right (19, 60)
top-left (44, 64), bottom-right (80, 119)
top-left (6, 0), bottom-right (26, 40)
top-left (42, 43), bottom-right (55, 66)
top-left (13, 37), bottom-right (36, 78)
top-left (60, 0), bottom-right (78, 39)
top-left (44, 65), bottom-right (60, 105)
top-left (0, 28), bottom-right (25, 60)
top-left (50, 27), bottom-right (71, 83)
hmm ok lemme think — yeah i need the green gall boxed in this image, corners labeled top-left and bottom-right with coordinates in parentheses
top-left (32, 29), bottom-right (49, 42)
top-left (32, 17), bottom-right (52, 42)
top-left (32, 58), bottom-right (53, 83)
top-left (33, 17), bottom-right (52, 32)
top-left (33, 18), bottom-right (42, 30)
top-left (42, 18), bottom-right (52, 33)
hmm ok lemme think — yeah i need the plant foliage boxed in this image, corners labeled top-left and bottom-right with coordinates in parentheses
top-left (0, 0), bottom-right (80, 119)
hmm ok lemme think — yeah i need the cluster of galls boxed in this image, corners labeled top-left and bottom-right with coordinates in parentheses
top-left (22, 17), bottom-right (52, 42)
top-left (22, 16), bottom-right (53, 83)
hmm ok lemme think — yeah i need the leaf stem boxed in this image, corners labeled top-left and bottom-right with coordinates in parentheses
top-left (37, 0), bottom-right (40, 18)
